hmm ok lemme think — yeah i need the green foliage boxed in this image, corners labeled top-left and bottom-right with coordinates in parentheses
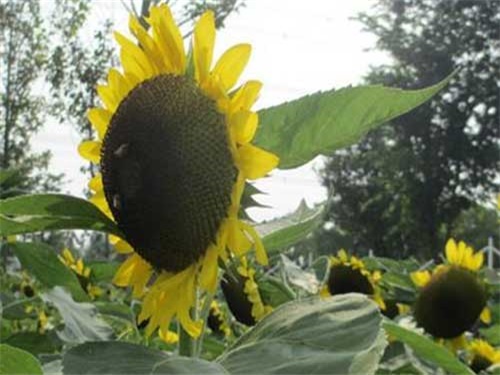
top-left (4, 332), bottom-right (61, 356)
top-left (217, 295), bottom-right (386, 374)
top-left (0, 194), bottom-right (122, 237)
top-left (10, 242), bottom-right (88, 301)
top-left (61, 341), bottom-right (225, 374)
top-left (256, 199), bottom-right (325, 253)
top-left (0, 344), bottom-right (43, 375)
top-left (41, 287), bottom-right (114, 344)
top-left (255, 73), bottom-right (454, 169)
top-left (383, 321), bottom-right (474, 375)
top-left (320, 0), bottom-right (500, 259)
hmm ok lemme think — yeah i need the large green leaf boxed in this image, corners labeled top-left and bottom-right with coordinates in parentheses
top-left (383, 321), bottom-right (474, 375)
top-left (87, 261), bottom-right (120, 283)
top-left (255, 73), bottom-right (455, 169)
top-left (11, 242), bottom-right (88, 302)
top-left (0, 194), bottom-right (122, 236)
top-left (257, 199), bottom-right (325, 253)
top-left (0, 292), bottom-right (36, 320)
top-left (0, 344), bottom-right (43, 375)
top-left (480, 324), bottom-right (500, 346)
top-left (217, 294), bottom-right (386, 374)
top-left (41, 287), bottom-right (114, 344)
top-left (61, 342), bottom-right (226, 374)
top-left (5, 331), bottom-right (61, 356)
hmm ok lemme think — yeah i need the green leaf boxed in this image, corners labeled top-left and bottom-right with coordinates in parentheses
top-left (280, 254), bottom-right (319, 293)
top-left (0, 293), bottom-right (36, 320)
top-left (255, 72), bottom-right (455, 169)
top-left (257, 199), bottom-right (325, 253)
top-left (480, 324), bottom-right (500, 345)
top-left (217, 294), bottom-right (387, 374)
top-left (61, 341), bottom-right (227, 374)
top-left (5, 331), bottom-right (61, 356)
top-left (87, 261), bottom-right (120, 283)
top-left (41, 287), bottom-right (114, 344)
top-left (0, 344), bottom-right (43, 375)
top-left (11, 242), bottom-right (88, 302)
top-left (258, 276), bottom-right (296, 308)
top-left (0, 194), bottom-right (122, 237)
top-left (94, 302), bottom-right (134, 322)
top-left (383, 321), bottom-right (474, 375)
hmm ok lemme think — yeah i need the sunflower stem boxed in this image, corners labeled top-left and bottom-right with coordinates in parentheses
top-left (193, 291), bottom-right (215, 357)
top-left (178, 326), bottom-right (194, 357)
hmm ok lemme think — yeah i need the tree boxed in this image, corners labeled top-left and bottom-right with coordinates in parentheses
top-left (0, 0), bottom-right (63, 196)
top-left (320, 0), bottom-right (499, 259)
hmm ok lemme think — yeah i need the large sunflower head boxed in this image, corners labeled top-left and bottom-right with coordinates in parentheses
top-left (467, 339), bottom-right (500, 373)
top-left (78, 4), bottom-right (279, 338)
top-left (321, 249), bottom-right (386, 310)
top-left (411, 239), bottom-right (490, 339)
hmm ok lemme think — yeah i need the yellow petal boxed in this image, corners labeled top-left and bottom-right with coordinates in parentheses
top-left (239, 221), bottom-right (268, 265)
top-left (149, 5), bottom-right (185, 74)
top-left (445, 238), bottom-right (458, 265)
top-left (211, 44), bottom-right (251, 92)
top-left (113, 253), bottom-right (152, 298)
top-left (115, 32), bottom-right (156, 78)
top-left (158, 329), bottom-right (179, 344)
top-left (471, 251), bottom-right (484, 271)
top-left (193, 10), bottom-right (215, 84)
top-left (78, 141), bottom-right (101, 164)
top-left (231, 80), bottom-right (263, 112)
top-left (337, 249), bottom-right (349, 262)
top-left (480, 307), bottom-right (491, 324)
top-left (410, 270), bottom-right (431, 288)
top-left (97, 84), bottom-right (119, 112)
top-left (237, 144), bottom-right (279, 180)
top-left (230, 110), bottom-right (258, 145)
top-left (61, 248), bottom-right (75, 265)
top-left (87, 108), bottom-right (111, 140)
top-left (88, 173), bottom-right (103, 193)
top-left (114, 239), bottom-right (134, 254)
top-left (226, 219), bottom-right (252, 255)
top-left (129, 15), bottom-right (169, 73)
top-left (199, 245), bottom-right (219, 293)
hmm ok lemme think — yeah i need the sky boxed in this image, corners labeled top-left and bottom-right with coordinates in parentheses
top-left (32, 0), bottom-right (391, 222)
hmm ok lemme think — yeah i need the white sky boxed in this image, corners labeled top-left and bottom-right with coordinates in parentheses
top-left (33, 0), bottom-right (391, 222)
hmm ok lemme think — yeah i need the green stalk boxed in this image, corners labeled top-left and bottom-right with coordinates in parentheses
top-left (178, 326), bottom-right (194, 357)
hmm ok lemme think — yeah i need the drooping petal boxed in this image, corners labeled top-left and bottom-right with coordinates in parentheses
top-left (237, 144), bottom-right (279, 180)
top-left (78, 141), bottom-right (102, 163)
top-left (199, 245), bottom-right (219, 293)
top-left (211, 44), bottom-right (251, 92)
top-left (193, 10), bottom-right (215, 84)
top-left (239, 221), bottom-right (268, 265)
top-left (226, 219), bottom-right (252, 255)
top-left (113, 253), bottom-right (152, 298)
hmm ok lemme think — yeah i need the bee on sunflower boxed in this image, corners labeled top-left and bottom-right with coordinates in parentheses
top-left (410, 239), bottom-right (490, 346)
top-left (466, 339), bottom-right (500, 373)
top-left (58, 248), bottom-right (103, 299)
top-left (320, 249), bottom-right (386, 311)
top-left (78, 4), bottom-right (278, 339)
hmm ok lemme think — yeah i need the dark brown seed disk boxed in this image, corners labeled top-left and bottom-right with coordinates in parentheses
top-left (207, 308), bottom-right (225, 335)
top-left (414, 266), bottom-right (487, 339)
top-left (101, 74), bottom-right (236, 272)
top-left (382, 299), bottom-right (400, 319)
top-left (470, 355), bottom-right (492, 373)
top-left (327, 264), bottom-right (374, 296)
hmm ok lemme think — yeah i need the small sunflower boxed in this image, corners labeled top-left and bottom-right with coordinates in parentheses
top-left (207, 300), bottom-right (231, 337)
top-left (221, 256), bottom-right (272, 326)
top-left (78, 4), bottom-right (278, 338)
top-left (467, 339), bottom-right (500, 373)
top-left (58, 248), bottom-right (103, 299)
top-left (320, 249), bottom-right (386, 310)
top-left (411, 239), bottom-right (490, 340)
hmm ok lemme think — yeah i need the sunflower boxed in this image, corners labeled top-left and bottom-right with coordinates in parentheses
top-left (467, 339), bottom-right (500, 373)
top-left (221, 256), bottom-right (272, 326)
top-left (207, 300), bottom-right (231, 337)
top-left (58, 248), bottom-right (102, 299)
top-left (320, 249), bottom-right (386, 310)
top-left (78, 4), bottom-right (278, 338)
top-left (411, 239), bottom-right (490, 341)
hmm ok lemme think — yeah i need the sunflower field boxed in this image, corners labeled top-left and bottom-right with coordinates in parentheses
top-left (1, 1), bottom-right (499, 375)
